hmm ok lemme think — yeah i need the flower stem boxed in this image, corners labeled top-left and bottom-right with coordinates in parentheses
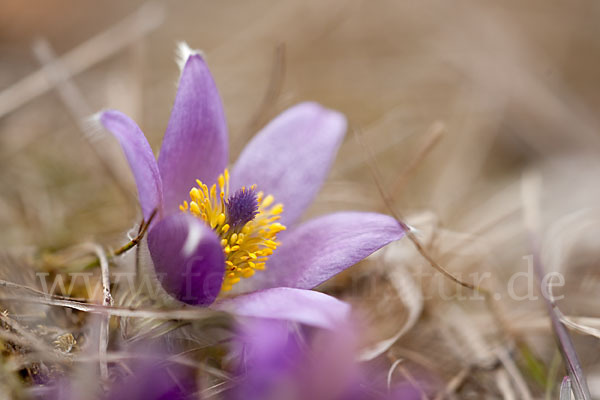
top-left (83, 209), bottom-right (157, 270)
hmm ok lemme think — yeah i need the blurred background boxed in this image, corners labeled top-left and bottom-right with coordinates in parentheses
top-left (2, 1), bottom-right (600, 398)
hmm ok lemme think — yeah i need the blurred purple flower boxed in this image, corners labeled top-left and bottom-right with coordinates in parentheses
top-left (42, 344), bottom-right (196, 400)
top-left (99, 43), bottom-right (404, 328)
top-left (228, 318), bottom-right (424, 400)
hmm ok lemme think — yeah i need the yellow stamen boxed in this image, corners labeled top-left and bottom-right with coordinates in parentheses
top-left (179, 169), bottom-right (285, 293)
top-left (261, 194), bottom-right (274, 208)
top-left (190, 201), bottom-right (201, 215)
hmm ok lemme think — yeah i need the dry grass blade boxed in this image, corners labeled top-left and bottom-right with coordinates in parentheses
top-left (0, 278), bottom-right (84, 302)
top-left (386, 359), bottom-right (403, 391)
top-left (82, 244), bottom-right (111, 380)
top-left (559, 315), bottom-right (600, 340)
top-left (521, 171), bottom-right (591, 400)
top-left (0, 288), bottom-right (226, 321)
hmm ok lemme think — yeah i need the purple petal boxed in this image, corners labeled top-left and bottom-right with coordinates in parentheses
top-left (259, 212), bottom-right (404, 290)
top-left (234, 319), bottom-right (298, 369)
top-left (158, 53), bottom-right (228, 213)
top-left (213, 287), bottom-right (350, 330)
top-left (147, 214), bottom-right (224, 306)
top-left (230, 102), bottom-right (346, 227)
top-left (231, 318), bottom-right (302, 400)
top-left (100, 110), bottom-right (162, 221)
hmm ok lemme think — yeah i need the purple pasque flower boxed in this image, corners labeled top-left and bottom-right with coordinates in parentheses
top-left (99, 43), bottom-right (404, 329)
top-left (229, 318), bottom-right (424, 400)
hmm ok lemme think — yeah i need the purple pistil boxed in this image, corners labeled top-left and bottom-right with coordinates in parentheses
top-left (226, 187), bottom-right (259, 229)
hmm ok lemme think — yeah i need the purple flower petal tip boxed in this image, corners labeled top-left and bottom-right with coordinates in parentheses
top-left (158, 52), bottom-right (228, 213)
top-left (259, 212), bottom-right (405, 290)
top-left (99, 110), bottom-right (163, 221)
top-left (147, 214), bottom-right (225, 306)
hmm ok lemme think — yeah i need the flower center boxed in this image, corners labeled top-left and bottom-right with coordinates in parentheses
top-left (179, 169), bottom-right (286, 292)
